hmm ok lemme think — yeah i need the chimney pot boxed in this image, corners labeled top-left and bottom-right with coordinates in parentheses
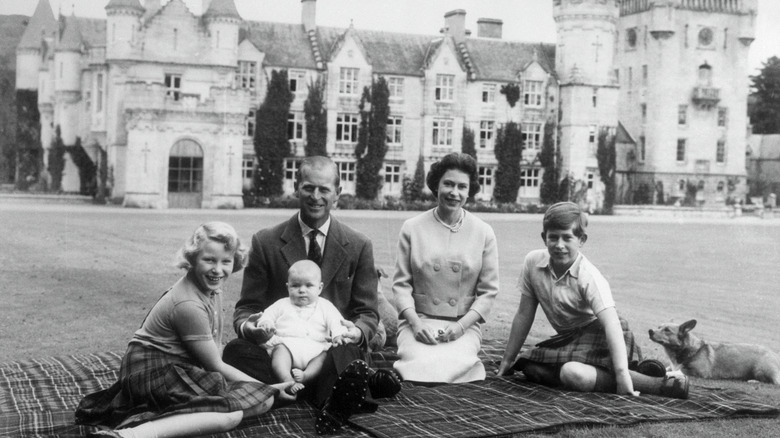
top-left (477, 18), bottom-right (503, 39)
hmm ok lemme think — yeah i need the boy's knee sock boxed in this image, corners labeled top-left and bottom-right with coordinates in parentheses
top-left (629, 370), bottom-right (663, 395)
top-left (522, 362), bottom-right (561, 387)
top-left (593, 367), bottom-right (617, 393)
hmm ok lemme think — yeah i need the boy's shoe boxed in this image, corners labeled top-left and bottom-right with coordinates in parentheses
top-left (660, 374), bottom-right (690, 399)
top-left (315, 359), bottom-right (370, 435)
top-left (635, 359), bottom-right (667, 378)
top-left (368, 368), bottom-right (402, 399)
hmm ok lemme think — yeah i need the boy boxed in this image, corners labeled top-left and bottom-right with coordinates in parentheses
top-left (497, 202), bottom-right (688, 399)
top-left (256, 260), bottom-right (349, 395)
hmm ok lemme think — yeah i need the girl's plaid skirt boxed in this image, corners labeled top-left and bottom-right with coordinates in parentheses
top-left (515, 317), bottom-right (643, 371)
top-left (75, 343), bottom-right (278, 429)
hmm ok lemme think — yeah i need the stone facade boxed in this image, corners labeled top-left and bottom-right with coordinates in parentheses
top-left (14, 0), bottom-right (756, 208)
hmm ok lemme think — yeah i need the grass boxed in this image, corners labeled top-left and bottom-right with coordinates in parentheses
top-left (1, 201), bottom-right (779, 437)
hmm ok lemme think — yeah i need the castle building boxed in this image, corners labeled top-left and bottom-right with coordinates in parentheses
top-left (15, 0), bottom-right (755, 208)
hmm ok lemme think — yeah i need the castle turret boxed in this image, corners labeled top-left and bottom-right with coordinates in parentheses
top-left (105, 0), bottom-right (144, 60)
top-left (553, 0), bottom-right (619, 185)
top-left (203, 0), bottom-right (241, 66)
top-left (15, 0), bottom-right (57, 90)
top-left (54, 16), bottom-right (84, 145)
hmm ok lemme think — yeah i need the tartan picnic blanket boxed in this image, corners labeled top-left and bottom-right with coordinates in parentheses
top-left (1, 340), bottom-right (777, 438)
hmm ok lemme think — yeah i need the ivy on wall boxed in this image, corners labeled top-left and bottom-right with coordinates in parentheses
top-left (254, 69), bottom-right (293, 197)
top-left (355, 77), bottom-right (389, 200)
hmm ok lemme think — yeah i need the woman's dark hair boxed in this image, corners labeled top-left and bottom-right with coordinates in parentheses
top-left (425, 153), bottom-right (481, 198)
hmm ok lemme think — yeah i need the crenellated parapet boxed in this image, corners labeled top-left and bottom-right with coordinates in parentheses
top-left (620, 0), bottom-right (757, 16)
top-left (122, 82), bottom-right (251, 115)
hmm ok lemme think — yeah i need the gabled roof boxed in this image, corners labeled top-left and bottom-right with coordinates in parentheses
top-left (616, 121), bottom-right (636, 145)
top-left (57, 16), bottom-right (83, 52)
top-left (203, 0), bottom-right (241, 20)
top-left (320, 26), bottom-right (372, 67)
top-left (105, 0), bottom-right (144, 12)
top-left (18, 0), bottom-right (58, 50)
top-left (463, 39), bottom-right (555, 82)
top-left (242, 21), bottom-right (317, 69)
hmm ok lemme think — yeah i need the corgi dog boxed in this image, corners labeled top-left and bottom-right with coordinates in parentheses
top-left (648, 319), bottom-right (780, 384)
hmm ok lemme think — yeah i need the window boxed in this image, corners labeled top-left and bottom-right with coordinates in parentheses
top-left (242, 158), bottom-right (255, 180)
top-left (717, 181), bottom-right (725, 192)
top-left (339, 68), bottom-right (359, 95)
top-left (628, 67), bottom-right (633, 89)
top-left (639, 135), bottom-right (646, 161)
top-left (432, 119), bottom-right (453, 146)
top-left (522, 122), bottom-right (543, 150)
top-left (586, 170), bottom-right (595, 189)
top-left (386, 116), bottom-right (403, 145)
top-left (284, 159), bottom-right (299, 181)
top-left (288, 70), bottom-right (306, 93)
top-left (479, 120), bottom-right (494, 149)
top-left (246, 109), bottom-right (256, 137)
top-left (676, 139), bottom-right (686, 162)
top-left (523, 80), bottom-right (543, 107)
top-left (642, 65), bottom-right (648, 86)
top-left (236, 61), bottom-right (257, 92)
top-left (519, 168), bottom-right (540, 187)
top-left (84, 90), bottom-right (91, 112)
top-left (592, 88), bottom-right (598, 108)
top-left (336, 114), bottom-right (359, 142)
top-left (718, 107), bottom-right (728, 127)
top-left (641, 103), bottom-right (647, 124)
top-left (165, 74), bottom-right (182, 101)
top-left (478, 166), bottom-right (493, 193)
top-left (95, 73), bottom-right (104, 112)
top-left (288, 112), bottom-right (304, 141)
top-left (173, 28), bottom-right (178, 51)
top-left (384, 164), bottom-right (402, 192)
top-left (388, 77), bottom-right (404, 99)
top-left (626, 27), bottom-right (637, 49)
top-left (482, 84), bottom-right (496, 103)
top-left (435, 74), bottom-right (454, 101)
top-left (678, 105), bottom-right (688, 125)
top-left (588, 125), bottom-right (597, 144)
top-left (338, 161), bottom-right (355, 182)
top-left (716, 139), bottom-right (725, 163)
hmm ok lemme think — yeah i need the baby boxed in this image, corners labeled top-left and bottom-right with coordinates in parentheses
top-left (256, 260), bottom-right (348, 394)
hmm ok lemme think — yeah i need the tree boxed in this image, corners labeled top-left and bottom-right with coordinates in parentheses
top-left (749, 56), bottom-right (780, 134)
top-left (461, 126), bottom-right (476, 160)
top-left (355, 77), bottom-right (389, 200)
top-left (303, 76), bottom-right (327, 156)
top-left (596, 127), bottom-right (617, 213)
top-left (493, 122), bottom-right (523, 203)
top-left (402, 154), bottom-right (426, 202)
top-left (49, 126), bottom-right (65, 192)
top-left (0, 67), bottom-right (16, 184)
top-left (15, 89), bottom-right (41, 190)
top-left (500, 83), bottom-right (521, 108)
top-left (254, 69), bottom-right (293, 197)
top-left (539, 120), bottom-right (559, 205)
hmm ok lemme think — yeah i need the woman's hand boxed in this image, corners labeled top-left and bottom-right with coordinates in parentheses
top-left (411, 321), bottom-right (439, 345)
top-left (495, 360), bottom-right (515, 377)
top-left (615, 369), bottom-right (639, 396)
top-left (438, 322), bottom-right (466, 342)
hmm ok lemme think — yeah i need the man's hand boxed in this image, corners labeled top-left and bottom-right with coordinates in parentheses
top-left (334, 319), bottom-right (362, 345)
top-left (242, 312), bottom-right (274, 344)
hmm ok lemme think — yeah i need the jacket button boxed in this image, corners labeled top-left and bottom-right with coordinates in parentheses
top-left (433, 298), bottom-right (441, 305)
top-left (433, 263), bottom-right (441, 271)
top-left (452, 265), bottom-right (460, 272)
top-left (449, 299), bottom-right (456, 306)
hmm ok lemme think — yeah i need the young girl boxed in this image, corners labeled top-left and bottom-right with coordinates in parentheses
top-left (76, 222), bottom-right (294, 438)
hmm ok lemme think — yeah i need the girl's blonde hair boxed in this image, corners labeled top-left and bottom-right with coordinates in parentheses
top-left (175, 221), bottom-right (248, 273)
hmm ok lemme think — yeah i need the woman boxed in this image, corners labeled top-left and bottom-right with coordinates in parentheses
top-left (76, 222), bottom-right (294, 438)
top-left (392, 153), bottom-right (499, 383)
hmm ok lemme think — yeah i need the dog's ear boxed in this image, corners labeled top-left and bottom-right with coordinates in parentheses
top-left (679, 319), bottom-right (697, 335)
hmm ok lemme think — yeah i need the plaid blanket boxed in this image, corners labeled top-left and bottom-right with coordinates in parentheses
top-left (1, 341), bottom-right (777, 438)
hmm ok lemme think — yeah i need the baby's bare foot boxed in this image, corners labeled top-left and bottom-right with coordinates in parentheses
top-left (291, 368), bottom-right (305, 383)
top-left (288, 382), bottom-right (305, 395)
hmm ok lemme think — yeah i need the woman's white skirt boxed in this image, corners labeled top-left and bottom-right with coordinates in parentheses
top-left (393, 317), bottom-right (484, 383)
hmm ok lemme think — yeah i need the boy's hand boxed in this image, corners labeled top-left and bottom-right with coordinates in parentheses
top-left (495, 361), bottom-right (515, 376)
top-left (616, 369), bottom-right (638, 396)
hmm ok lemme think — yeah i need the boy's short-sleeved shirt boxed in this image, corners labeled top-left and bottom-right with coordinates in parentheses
top-left (518, 249), bottom-right (615, 333)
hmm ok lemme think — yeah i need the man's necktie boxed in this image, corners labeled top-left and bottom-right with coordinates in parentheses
top-left (307, 230), bottom-right (322, 266)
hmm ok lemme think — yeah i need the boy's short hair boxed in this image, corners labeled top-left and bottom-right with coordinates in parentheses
top-left (543, 202), bottom-right (588, 237)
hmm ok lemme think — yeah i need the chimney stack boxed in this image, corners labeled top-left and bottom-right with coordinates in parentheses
top-left (477, 18), bottom-right (503, 39)
top-left (302, 0), bottom-right (316, 32)
top-left (444, 9), bottom-right (467, 43)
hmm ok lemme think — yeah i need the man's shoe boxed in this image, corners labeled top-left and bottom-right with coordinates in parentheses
top-left (368, 368), bottom-right (402, 399)
top-left (635, 359), bottom-right (667, 378)
top-left (315, 359), bottom-right (369, 435)
top-left (660, 375), bottom-right (690, 399)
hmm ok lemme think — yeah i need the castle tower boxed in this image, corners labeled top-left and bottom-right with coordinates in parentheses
top-left (54, 16), bottom-right (84, 146)
top-left (203, 0), bottom-right (241, 66)
top-left (15, 0), bottom-right (57, 90)
top-left (105, 0), bottom-right (144, 60)
top-left (553, 0), bottom-right (620, 191)
top-left (616, 0), bottom-right (756, 204)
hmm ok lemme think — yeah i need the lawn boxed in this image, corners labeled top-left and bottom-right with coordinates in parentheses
top-left (1, 201), bottom-right (779, 437)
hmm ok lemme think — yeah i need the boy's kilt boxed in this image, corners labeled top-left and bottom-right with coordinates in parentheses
top-left (76, 343), bottom-right (278, 429)
top-left (515, 317), bottom-right (642, 371)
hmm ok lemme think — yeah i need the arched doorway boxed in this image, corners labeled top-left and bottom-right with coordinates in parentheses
top-left (167, 139), bottom-right (203, 208)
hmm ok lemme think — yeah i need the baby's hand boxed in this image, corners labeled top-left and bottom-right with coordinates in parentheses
top-left (331, 334), bottom-right (345, 346)
top-left (255, 320), bottom-right (276, 340)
